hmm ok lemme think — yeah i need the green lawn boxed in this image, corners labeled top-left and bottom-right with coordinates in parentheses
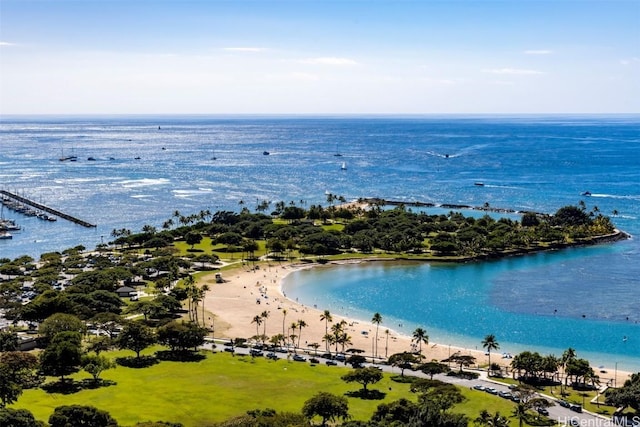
top-left (13, 348), bottom-right (531, 426)
top-left (13, 349), bottom-right (414, 426)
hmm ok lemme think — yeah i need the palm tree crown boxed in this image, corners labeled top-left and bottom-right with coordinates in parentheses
top-left (412, 327), bottom-right (429, 355)
top-left (371, 312), bottom-right (382, 358)
top-left (481, 334), bottom-right (500, 376)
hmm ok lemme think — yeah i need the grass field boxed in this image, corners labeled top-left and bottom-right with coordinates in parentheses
top-left (13, 347), bottom-right (523, 426)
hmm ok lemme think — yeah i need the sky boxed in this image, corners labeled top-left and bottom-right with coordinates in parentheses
top-left (0, 0), bottom-right (639, 115)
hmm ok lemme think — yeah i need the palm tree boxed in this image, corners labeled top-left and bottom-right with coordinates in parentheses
top-left (261, 310), bottom-right (270, 337)
top-left (384, 329), bottom-right (390, 358)
top-left (281, 309), bottom-right (288, 340)
top-left (323, 333), bottom-right (335, 352)
top-left (561, 347), bottom-right (577, 388)
top-left (320, 310), bottom-right (333, 351)
top-left (200, 284), bottom-right (210, 327)
top-left (251, 315), bottom-right (263, 339)
top-left (338, 332), bottom-right (352, 352)
top-left (297, 319), bottom-right (307, 348)
top-left (371, 312), bottom-right (382, 358)
top-left (481, 334), bottom-right (500, 376)
top-left (474, 410), bottom-right (509, 427)
top-left (510, 403), bottom-right (528, 427)
top-left (290, 322), bottom-right (299, 348)
top-left (184, 275), bottom-right (196, 321)
top-left (330, 321), bottom-right (347, 353)
top-left (412, 327), bottom-right (429, 355)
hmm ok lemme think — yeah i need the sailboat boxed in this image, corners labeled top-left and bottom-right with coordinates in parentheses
top-left (59, 147), bottom-right (78, 162)
top-left (333, 142), bottom-right (342, 157)
top-left (340, 161), bottom-right (347, 171)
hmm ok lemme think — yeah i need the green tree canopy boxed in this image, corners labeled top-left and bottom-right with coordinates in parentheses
top-left (605, 372), bottom-right (640, 411)
top-left (117, 322), bottom-right (156, 359)
top-left (0, 408), bottom-right (45, 427)
top-left (39, 331), bottom-right (84, 381)
top-left (49, 405), bottom-right (118, 427)
top-left (81, 354), bottom-right (116, 383)
top-left (341, 367), bottom-right (384, 392)
top-left (38, 313), bottom-right (86, 345)
top-left (302, 392), bottom-right (350, 427)
top-left (157, 321), bottom-right (207, 353)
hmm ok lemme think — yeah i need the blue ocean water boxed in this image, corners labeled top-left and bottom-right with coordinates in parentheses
top-left (1, 115), bottom-right (639, 369)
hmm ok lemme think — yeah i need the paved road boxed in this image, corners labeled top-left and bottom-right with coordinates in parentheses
top-left (203, 340), bottom-right (619, 426)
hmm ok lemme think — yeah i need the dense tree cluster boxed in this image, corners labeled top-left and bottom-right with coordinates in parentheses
top-left (606, 373), bottom-right (640, 411)
top-left (95, 200), bottom-right (618, 260)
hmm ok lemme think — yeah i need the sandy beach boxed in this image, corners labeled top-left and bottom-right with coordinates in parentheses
top-left (201, 260), bottom-right (633, 386)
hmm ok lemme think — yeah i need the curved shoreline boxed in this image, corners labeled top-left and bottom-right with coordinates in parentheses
top-left (201, 258), bottom-right (635, 387)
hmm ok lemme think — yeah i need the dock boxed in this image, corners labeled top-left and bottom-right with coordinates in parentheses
top-left (0, 190), bottom-right (96, 228)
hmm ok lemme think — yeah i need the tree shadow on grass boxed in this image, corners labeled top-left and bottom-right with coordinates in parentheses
top-left (80, 379), bottom-right (117, 389)
top-left (524, 414), bottom-right (556, 426)
top-left (41, 379), bottom-right (117, 394)
top-left (116, 355), bottom-right (159, 368)
top-left (345, 389), bottom-right (386, 400)
top-left (391, 375), bottom-right (416, 384)
top-left (156, 350), bottom-right (206, 362)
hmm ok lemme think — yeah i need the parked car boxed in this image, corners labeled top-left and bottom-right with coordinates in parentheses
top-left (325, 360), bottom-right (338, 366)
top-left (334, 354), bottom-right (346, 362)
top-left (569, 404), bottom-right (582, 413)
top-left (485, 387), bottom-right (498, 395)
top-left (498, 391), bottom-right (513, 399)
top-left (536, 407), bottom-right (549, 416)
top-left (309, 358), bottom-right (320, 364)
top-left (266, 352), bottom-right (278, 360)
top-left (559, 400), bottom-right (571, 408)
top-left (473, 384), bottom-right (485, 391)
top-left (249, 349), bottom-right (263, 357)
top-left (292, 354), bottom-right (306, 362)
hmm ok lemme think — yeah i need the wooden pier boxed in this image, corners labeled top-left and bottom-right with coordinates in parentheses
top-left (0, 190), bottom-right (96, 228)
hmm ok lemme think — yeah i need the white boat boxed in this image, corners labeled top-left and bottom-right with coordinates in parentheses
top-left (0, 231), bottom-right (12, 240)
top-left (341, 162), bottom-right (347, 170)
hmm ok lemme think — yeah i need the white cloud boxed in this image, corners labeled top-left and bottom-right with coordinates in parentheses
top-left (620, 57), bottom-right (640, 65)
top-left (0, 41), bottom-right (16, 47)
top-left (482, 68), bottom-right (545, 75)
top-left (524, 50), bottom-right (552, 55)
top-left (222, 47), bottom-right (266, 52)
top-left (300, 57), bottom-right (358, 66)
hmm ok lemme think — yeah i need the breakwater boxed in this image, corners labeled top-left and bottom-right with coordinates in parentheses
top-left (360, 197), bottom-right (543, 216)
top-left (0, 190), bottom-right (96, 228)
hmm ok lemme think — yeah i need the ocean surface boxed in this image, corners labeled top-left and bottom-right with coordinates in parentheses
top-left (1, 115), bottom-right (639, 370)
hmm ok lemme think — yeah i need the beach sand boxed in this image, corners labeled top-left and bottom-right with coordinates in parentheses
top-left (200, 260), bottom-right (633, 387)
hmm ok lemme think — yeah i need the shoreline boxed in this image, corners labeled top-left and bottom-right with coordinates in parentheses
top-left (201, 259), bottom-right (634, 388)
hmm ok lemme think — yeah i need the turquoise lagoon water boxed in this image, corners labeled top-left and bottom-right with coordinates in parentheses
top-left (1, 115), bottom-right (639, 370)
top-left (282, 247), bottom-right (640, 371)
